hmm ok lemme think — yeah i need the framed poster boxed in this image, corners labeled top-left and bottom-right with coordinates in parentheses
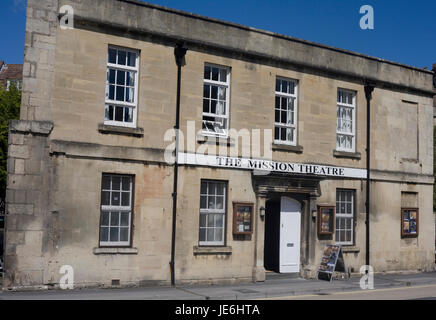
top-left (318, 206), bottom-right (335, 236)
top-left (233, 202), bottom-right (254, 235)
top-left (401, 208), bottom-right (419, 237)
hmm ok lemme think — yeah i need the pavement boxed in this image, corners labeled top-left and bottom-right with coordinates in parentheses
top-left (1, 271), bottom-right (436, 300)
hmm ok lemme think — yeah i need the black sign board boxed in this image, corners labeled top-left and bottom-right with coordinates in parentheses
top-left (317, 245), bottom-right (346, 282)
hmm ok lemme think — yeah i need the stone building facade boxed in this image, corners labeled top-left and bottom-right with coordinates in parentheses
top-left (3, 0), bottom-right (435, 289)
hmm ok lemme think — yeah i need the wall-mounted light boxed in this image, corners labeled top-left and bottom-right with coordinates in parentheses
top-left (259, 206), bottom-right (266, 219)
top-left (312, 209), bottom-right (317, 221)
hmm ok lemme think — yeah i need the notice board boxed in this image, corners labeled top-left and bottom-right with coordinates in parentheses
top-left (317, 244), bottom-right (346, 282)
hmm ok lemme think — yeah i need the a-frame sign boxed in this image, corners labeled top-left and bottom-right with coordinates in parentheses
top-left (317, 244), bottom-right (346, 282)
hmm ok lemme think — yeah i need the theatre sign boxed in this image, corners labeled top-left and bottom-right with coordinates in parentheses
top-left (178, 153), bottom-right (367, 179)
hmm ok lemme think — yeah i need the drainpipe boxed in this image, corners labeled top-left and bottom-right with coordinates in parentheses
top-left (364, 83), bottom-right (375, 270)
top-left (170, 43), bottom-right (187, 287)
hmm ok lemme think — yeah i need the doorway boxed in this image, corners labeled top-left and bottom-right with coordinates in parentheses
top-left (264, 196), bottom-right (301, 273)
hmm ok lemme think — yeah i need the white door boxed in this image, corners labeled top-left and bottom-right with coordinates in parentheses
top-left (279, 197), bottom-right (301, 273)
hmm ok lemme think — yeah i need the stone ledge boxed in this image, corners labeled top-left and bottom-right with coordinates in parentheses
top-left (341, 246), bottom-right (360, 253)
top-left (272, 143), bottom-right (303, 153)
top-left (98, 123), bottom-right (144, 137)
top-left (193, 246), bottom-right (232, 255)
top-left (197, 135), bottom-right (234, 147)
top-left (333, 150), bottom-right (361, 160)
top-left (93, 247), bottom-right (138, 255)
top-left (9, 120), bottom-right (54, 136)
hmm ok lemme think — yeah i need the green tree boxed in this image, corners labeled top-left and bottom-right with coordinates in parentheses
top-left (0, 84), bottom-right (21, 199)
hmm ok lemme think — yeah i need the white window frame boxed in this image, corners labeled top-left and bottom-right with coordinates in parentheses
top-left (105, 46), bottom-right (139, 128)
top-left (335, 189), bottom-right (355, 245)
top-left (336, 88), bottom-right (356, 152)
top-left (100, 174), bottom-right (133, 247)
top-left (274, 77), bottom-right (298, 146)
top-left (202, 63), bottom-right (230, 137)
top-left (199, 180), bottom-right (227, 246)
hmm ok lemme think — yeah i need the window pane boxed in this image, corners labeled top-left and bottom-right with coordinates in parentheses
top-left (219, 69), bottom-right (227, 82)
top-left (118, 50), bottom-right (127, 65)
top-left (200, 196), bottom-right (207, 209)
top-left (211, 86), bottom-right (218, 99)
top-left (199, 228), bottom-right (206, 241)
top-left (204, 66), bottom-right (211, 80)
top-left (216, 196), bottom-right (224, 210)
top-left (110, 212), bottom-right (120, 226)
top-left (108, 48), bottom-right (117, 64)
top-left (108, 69), bottom-right (116, 84)
top-left (276, 79), bottom-right (280, 92)
top-left (209, 183), bottom-right (216, 195)
top-left (211, 68), bottom-right (219, 81)
top-left (120, 227), bottom-right (129, 242)
top-left (101, 211), bottom-right (109, 226)
top-left (116, 86), bottom-right (125, 101)
top-left (203, 85), bottom-right (210, 98)
top-left (216, 228), bottom-right (223, 242)
top-left (100, 227), bottom-right (109, 242)
top-left (124, 107), bottom-right (133, 123)
top-left (216, 214), bottom-right (224, 228)
top-left (102, 176), bottom-right (111, 190)
top-left (207, 229), bottom-right (215, 241)
top-left (216, 183), bottom-right (224, 196)
top-left (121, 192), bottom-right (130, 206)
top-left (199, 214), bottom-right (206, 227)
top-left (207, 213), bottom-right (214, 227)
top-left (120, 212), bottom-right (130, 226)
top-left (111, 192), bottom-right (121, 206)
top-left (112, 177), bottom-right (121, 190)
top-left (127, 52), bottom-right (136, 67)
top-left (110, 227), bottom-right (119, 241)
top-left (114, 106), bottom-right (123, 121)
top-left (116, 70), bottom-right (126, 85)
top-left (201, 182), bottom-right (207, 194)
top-left (101, 191), bottom-right (110, 206)
top-left (122, 177), bottom-right (131, 191)
top-left (108, 86), bottom-right (115, 100)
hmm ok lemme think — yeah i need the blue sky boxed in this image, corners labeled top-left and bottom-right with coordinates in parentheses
top-left (0, 0), bottom-right (435, 69)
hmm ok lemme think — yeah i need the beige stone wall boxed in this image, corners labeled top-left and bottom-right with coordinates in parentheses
top-left (40, 157), bottom-right (175, 287)
top-left (5, 0), bottom-right (434, 289)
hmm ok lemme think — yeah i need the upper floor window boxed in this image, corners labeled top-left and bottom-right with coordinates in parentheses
top-left (100, 174), bottom-right (134, 247)
top-left (274, 78), bottom-right (298, 145)
top-left (336, 89), bottom-right (356, 152)
top-left (105, 46), bottom-right (139, 127)
top-left (202, 64), bottom-right (230, 136)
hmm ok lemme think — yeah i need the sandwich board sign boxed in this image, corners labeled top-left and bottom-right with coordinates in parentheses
top-left (317, 244), bottom-right (346, 282)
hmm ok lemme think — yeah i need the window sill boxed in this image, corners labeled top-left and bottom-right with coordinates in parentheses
top-left (193, 246), bottom-right (232, 255)
top-left (197, 135), bottom-right (234, 147)
top-left (272, 143), bottom-right (303, 154)
top-left (333, 150), bottom-right (361, 160)
top-left (341, 246), bottom-right (360, 253)
top-left (93, 247), bottom-right (138, 255)
top-left (98, 123), bottom-right (144, 137)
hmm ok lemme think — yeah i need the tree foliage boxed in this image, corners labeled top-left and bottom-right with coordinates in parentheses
top-left (0, 84), bottom-right (21, 199)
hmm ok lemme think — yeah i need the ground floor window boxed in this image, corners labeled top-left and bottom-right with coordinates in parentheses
top-left (99, 174), bottom-right (134, 246)
top-left (199, 180), bottom-right (227, 246)
top-left (335, 189), bottom-right (355, 245)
